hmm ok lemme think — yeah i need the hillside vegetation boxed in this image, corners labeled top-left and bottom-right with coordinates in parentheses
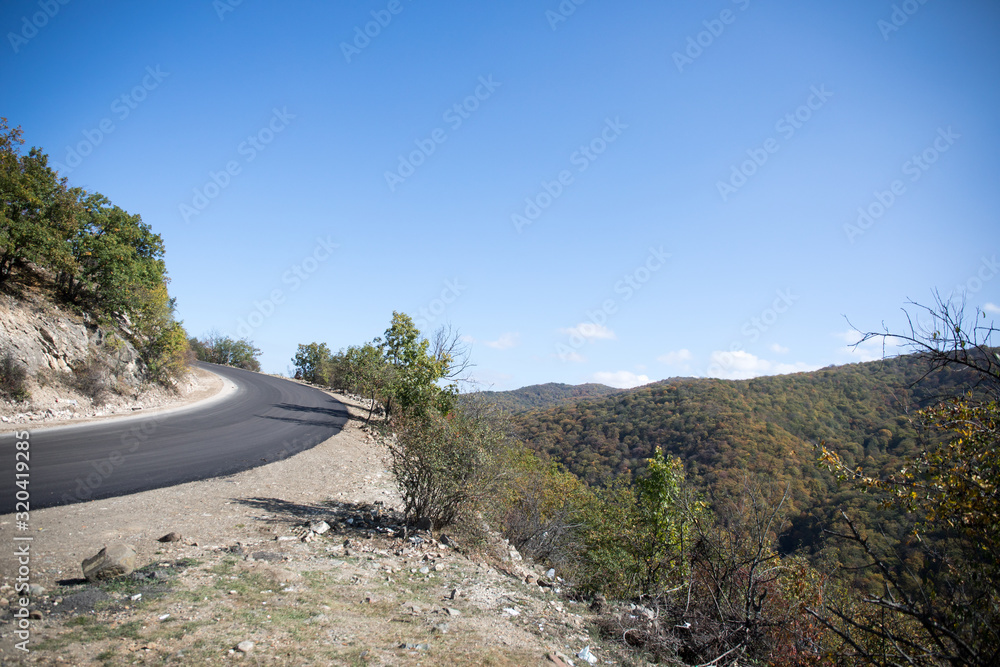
top-left (0, 118), bottom-right (187, 404)
top-left (296, 305), bottom-right (1000, 665)
top-left (515, 354), bottom-right (979, 554)
top-left (473, 382), bottom-right (621, 413)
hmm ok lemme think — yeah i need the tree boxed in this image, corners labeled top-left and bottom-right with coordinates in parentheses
top-left (0, 119), bottom-right (79, 285)
top-left (339, 342), bottom-right (393, 421)
top-left (577, 448), bottom-right (697, 599)
top-left (292, 342), bottom-right (334, 384)
top-left (193, 332), bottom-right (262, 372)
top-left (814, 296), bottom-right (1000, 665)
top-left (377, 311), bottom-right (456, 418)
top-left (130, 282), bottom-right (189, 384)
top-left (63, 192), bottom-right (166, 318)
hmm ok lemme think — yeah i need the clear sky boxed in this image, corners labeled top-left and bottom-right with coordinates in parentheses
top-left (3, 0), bottom-right (998, 389)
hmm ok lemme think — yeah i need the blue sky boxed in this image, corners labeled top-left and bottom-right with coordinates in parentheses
top-left (3, 0), bottom-right (998, 389)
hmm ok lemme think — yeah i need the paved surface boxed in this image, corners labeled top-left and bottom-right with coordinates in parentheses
top-left (0, 363), bottom-right (347, 511)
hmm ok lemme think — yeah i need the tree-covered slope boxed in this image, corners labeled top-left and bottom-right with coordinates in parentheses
top-left (473, 382), bottom-right (621, 413)
top-left (515, 355), bottom-right (982, 554)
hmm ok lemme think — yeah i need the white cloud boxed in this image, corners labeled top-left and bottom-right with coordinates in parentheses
top-left (560, 323), bottom-right (616, 341)
top-left (484, 332), bottom-right (519, 350)
top-left (556, 350), bottom-right (587, 363)
top-left (593, 370), bottom-right (652, 388)
top-left (770, 343), bottom-right (789, 354)
top-left (706, 350), bottom-right (817, 380)
top-left (985, 302), bottom-right (1000, 314)
top-left (657, 349), bottom-right (693, 364)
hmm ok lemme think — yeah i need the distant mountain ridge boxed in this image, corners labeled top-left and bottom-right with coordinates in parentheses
top-left (473, 382), bottom-right (621, 413)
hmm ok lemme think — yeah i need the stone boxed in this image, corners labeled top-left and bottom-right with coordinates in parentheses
top-left (27, 583), bottom-right (45, 596)
top-left (309, 521), bottom-right (330, 535)
top-left (418, 567), bottom-right (430, 575)
top-left (445, 608), bottom-right (461, 616)
top-left (249, 551), bottom-right (282, 562)
top-left (432, 622), bottom-right (449, 634)
top-left (236, 641), bottom-right (255, 653)
top-left (578, 646), bottom-right (598, 664)
top-left (546, 568), bottom-right (556, 579)
top-left (82, 543), bottom-right (137, 581)
top-left (28, 610), bottom-right (43, 620)
top-left (158, 532), bottom-right (182, 543)
top-left (433, 563), bottom-right (445, 572)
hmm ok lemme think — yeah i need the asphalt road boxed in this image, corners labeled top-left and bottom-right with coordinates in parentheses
top-left (0, 363), bottom-right (348, 513)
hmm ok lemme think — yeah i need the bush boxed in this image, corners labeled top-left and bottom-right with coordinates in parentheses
top-left (495, 449), bottom-right (589, 570)
top-left (383, 395), bottom-right (514, 529)
top-left (0, 351), bottom-right (29, 401)
top-left (576, 448), bottom-right (696, 599)
top-left (70, 356), bottom-right (111, 404)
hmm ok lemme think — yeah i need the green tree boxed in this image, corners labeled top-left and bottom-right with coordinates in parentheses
top-left (577, 447), bottom-right (696, 598)
top-left (193, 332), bottom-right (262, 371)
top-left (339, 342), bottom-right (394, 421)
top-left (0, 119), bottom-right (79, 285)
top-left (377, 311), bottom-right (455, 418)
top-left (64, 192), bottom-right (166, 318)
top-left (292, 342), bottom-right (334, 384)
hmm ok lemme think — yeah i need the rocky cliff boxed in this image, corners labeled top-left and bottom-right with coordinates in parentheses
top-left (0, 285), bottom-right (171, 422)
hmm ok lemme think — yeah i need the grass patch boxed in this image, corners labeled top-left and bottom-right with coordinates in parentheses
top-left (35, 618), bottom-right (144, 651)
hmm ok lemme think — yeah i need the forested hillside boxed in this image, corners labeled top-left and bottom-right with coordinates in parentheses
top-left (473, 382), bottom-right (621, 413)
top-left (515, 354), bottom-right (983, 555)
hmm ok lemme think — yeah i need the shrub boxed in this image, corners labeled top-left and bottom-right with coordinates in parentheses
top-left (383, 395), bottom-right (514, 529)
top-left (70, 356), bottom-right (111, 404)
top-left (0, 351), bottom-right (29, 401)
top-left (495, 449), bottom-right (589, 570)
top-left (577, 448), bottom-right (697, 598)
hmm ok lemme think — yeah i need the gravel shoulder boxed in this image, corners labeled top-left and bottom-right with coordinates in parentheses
top-left (0, 389), bottom-right (633, 666)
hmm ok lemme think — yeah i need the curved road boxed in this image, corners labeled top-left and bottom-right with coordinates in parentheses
top-left (0, 363), bottom-right (348, 513)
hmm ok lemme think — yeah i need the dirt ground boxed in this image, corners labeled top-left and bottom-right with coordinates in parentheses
top-left (0, 373), bottom-right (637, 666)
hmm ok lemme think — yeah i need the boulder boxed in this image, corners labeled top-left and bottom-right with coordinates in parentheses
top-left (81, 543), bottom-right (137, 581)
